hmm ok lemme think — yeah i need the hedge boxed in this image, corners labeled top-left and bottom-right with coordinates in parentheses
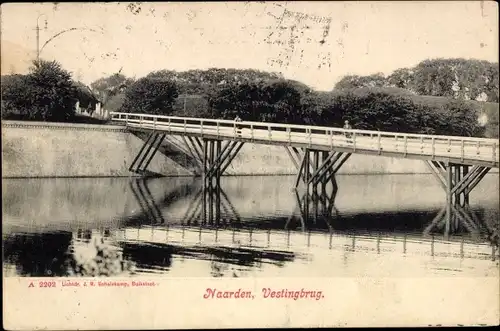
top-left (206, 84), bottom-right (487, 137)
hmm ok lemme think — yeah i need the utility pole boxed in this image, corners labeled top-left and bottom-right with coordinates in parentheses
top-left (36, 14), bottom-right (48, 62)
top-left (36, 24), bottom-right (39, 61)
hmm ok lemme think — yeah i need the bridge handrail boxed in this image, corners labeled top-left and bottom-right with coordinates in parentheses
top-left (110, 111), bottom-right (499, 145)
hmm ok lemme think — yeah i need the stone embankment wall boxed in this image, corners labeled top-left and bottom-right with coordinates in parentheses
top-left (2, 121), bottom-right (191, 177)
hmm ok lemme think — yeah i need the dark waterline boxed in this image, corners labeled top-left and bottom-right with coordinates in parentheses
top-left (3, 174), bottom-right (499, 278)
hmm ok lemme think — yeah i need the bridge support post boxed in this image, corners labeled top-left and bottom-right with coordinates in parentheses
top-left (425, 161), bottom-right (491, 208)
top-left (289, 148), bottom-right (351, 194)
top-left (287, 181), bottom-right (339, 232)
top-left (181, 184), bottom-right (241, 226)
top-left (129, 178), bottom-right (166, 224)
top-left (423, 202), bottom-right (484, 239)
top-left (424, 161), bottom-right (491, 236)
top-left (202, 138), bottom-right (244, 190)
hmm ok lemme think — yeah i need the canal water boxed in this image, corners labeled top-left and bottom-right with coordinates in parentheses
top-left (2, 174), bottom-right (499, 278)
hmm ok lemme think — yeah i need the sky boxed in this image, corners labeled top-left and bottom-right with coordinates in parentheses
top-left (1, 1), bottom-right (498, 91)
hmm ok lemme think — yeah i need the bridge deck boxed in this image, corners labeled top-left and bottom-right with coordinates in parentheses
top-left (110, 112), bottom-right (499, 168)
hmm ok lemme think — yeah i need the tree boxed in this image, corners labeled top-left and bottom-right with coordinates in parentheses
top-left (283, 79), bottom-right (313, 98)
top-left (485, 62), bottom-right (499, 102)
top-left (120, 77), bottom-right (179, 115)
top-left (387, 68), bottom-right (415, 90)
top-left (207, 81), bottom-right (263, 120)
top-left (104, 93), bottom-right (127, 113)
top-left (411, 59), bottom-right (460, 98)
top-left (147, 68), bottom-right (283, 95)
top-left (1, 74), bottom-right (29, 119)
top-left (334, 73), bottom-right (387, 90)
top-left (207, 79), bottom-right (302, 122)
top-left (385, 58), bottom-right (499, 102)
top-left (90, 73), bottom-right (134, 109)
top-left (300, 91), bottom-right (340, 125)
top-left (1, 60), bottom-right (77, 121)
top-left (337, 59), bottom-right (499, 102)
top-left (328, 89), bottom-right (418, 132)
top-left (172, 94), bottom-right (210, 118)
top-left (260, 80), bottom-right (303, 122)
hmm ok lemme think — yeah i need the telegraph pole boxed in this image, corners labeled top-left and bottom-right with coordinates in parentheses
top-left (36, 23), bottom-right (39, 61)
top-left (35, 14), bottom-right (47, 62)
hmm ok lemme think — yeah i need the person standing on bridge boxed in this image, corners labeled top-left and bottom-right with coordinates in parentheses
top-left (343, 120), bottom-right (353, 143)
top-left (234, 115), bottom-right (242, 137)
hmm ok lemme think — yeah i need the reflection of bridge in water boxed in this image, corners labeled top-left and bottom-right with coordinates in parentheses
top-left (121, 178), bottom-right (499, 259)
top-left (128, 178), bottom-right (499, 243)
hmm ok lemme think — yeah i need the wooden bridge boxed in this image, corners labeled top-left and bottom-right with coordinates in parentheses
top-left (110, 111), bottom-right (499, 222)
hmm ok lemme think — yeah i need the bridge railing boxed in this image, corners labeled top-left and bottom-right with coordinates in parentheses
top-left (110, 112), bottom-right (499, 164)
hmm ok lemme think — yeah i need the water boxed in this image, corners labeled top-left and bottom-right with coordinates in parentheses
top-left (2, 174), bottom-right (499, 278)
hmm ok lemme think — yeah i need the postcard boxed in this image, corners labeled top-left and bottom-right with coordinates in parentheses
top-left (2, 1), bottom-right (499, 329)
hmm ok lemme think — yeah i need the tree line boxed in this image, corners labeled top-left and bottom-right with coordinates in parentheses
top-left (335, 58), bottom-right (499, 103)
top-left (112, 60), bottom-right (497, 137)
top-left (1, 58), bottom-right (498, 137)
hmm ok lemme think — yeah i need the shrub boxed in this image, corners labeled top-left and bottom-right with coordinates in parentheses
top-left (120, 77), bottom-right (179, 115)
top-left (434, 99), bottom-right (482, 137)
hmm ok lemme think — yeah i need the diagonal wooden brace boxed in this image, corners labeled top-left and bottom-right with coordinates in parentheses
top-left (284, 146), bottom-right (301, 171)
top-left (450, 165), bottom-right (482, 195)
top-left (308, 151), bottom-right (341, 185)
top-left (220, 142), bottom-right (245, 174)
top-left (425, 161), bottom-right (447, 190)
top-left (206, 141), bottom-right (239, 178)
top-left (138, 134), bottom-right (166, 173)
top-left (129, 132), bottom-right (156, 172)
